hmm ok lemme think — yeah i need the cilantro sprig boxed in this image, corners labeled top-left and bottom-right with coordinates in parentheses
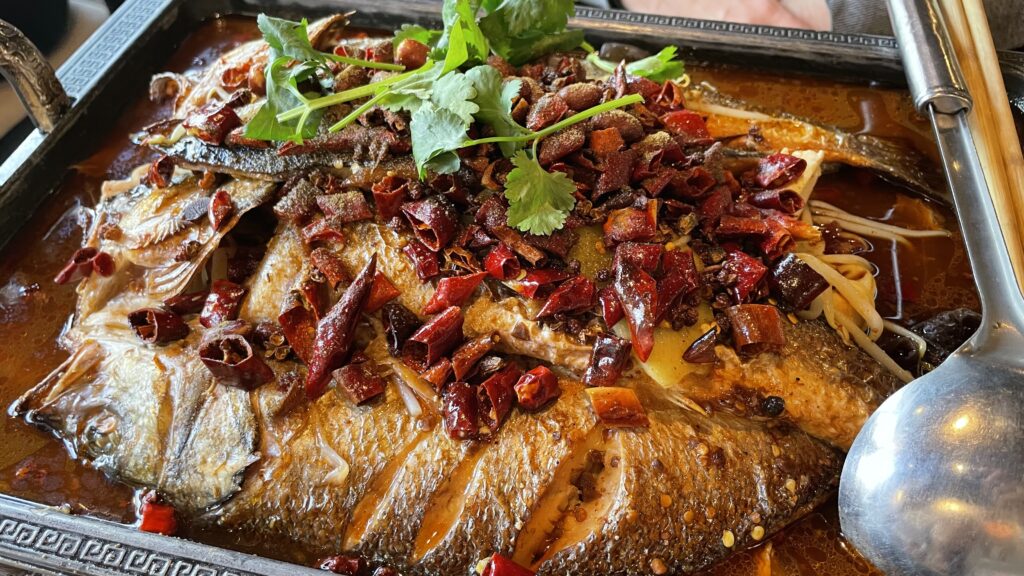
top-left (586, 46), bottom-right (686, 83)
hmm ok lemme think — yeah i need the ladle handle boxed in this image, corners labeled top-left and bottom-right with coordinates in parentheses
top-left (0, 18), bottom-right (70, 133)
top-left (886, 0), bottom-right (971, 114)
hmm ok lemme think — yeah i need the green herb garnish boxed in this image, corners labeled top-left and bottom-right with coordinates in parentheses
top-left (586, 46), bottom-right (686, 83)
top-left (504, 149), bottom-right (577, 236)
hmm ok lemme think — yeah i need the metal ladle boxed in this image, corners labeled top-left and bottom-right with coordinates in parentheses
top-left (839, 0), bottom-right (1024, 574)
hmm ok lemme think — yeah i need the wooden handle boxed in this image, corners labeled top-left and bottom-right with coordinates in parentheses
top-left (936, 0), bottom-right (1024, 291)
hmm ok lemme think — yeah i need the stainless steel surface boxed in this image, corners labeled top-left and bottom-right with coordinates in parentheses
top-left (885, 0), bottom-right (971, 114)
top-left (839, 104), bottom-right (1024, 576)
top-left (0, 19), bottom-right (70, 133)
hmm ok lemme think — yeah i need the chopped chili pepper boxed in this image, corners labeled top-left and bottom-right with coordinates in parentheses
top-left (128, 308), bottom-right (190, 345)
top-left (302, 216), bottom-right (348, 245)
top-left (402, 197), bottom-right (458, 252)
top-left (382, 301), bottom-right (422, 358)
top-left (208, 189), bottom-right (235, 231)
top-left (481, 554), bottom-right (536, 576)
top-left (442, 381), bottom-right (479, 440)
top-left (721, 251), bottom-right (767, 302)
top-left (319, 555), bottom-right (366, 575)
top-left (310, 248), bottom-right (350, 288)
top-left (200, 280), bottom-right (247, 328)
top-left (660, 110), bottom-right (711, 144)
top-left (749, 189), bottom-right (805, 214)
top-left (164, 290), bottom-right (208, 315)
top-left (603, 201), bottom-right (658, 245)
top-left (279, 298), bottom-right (316, 365)
top-left (612, 242), bottom-right (662, 274)
top-left (582, 334), bottom-right (632, 388)
top-left (183, 101), bottom-right (241, 145)
top-left (402, 240), bottom-right (441, 281)
top-left (598, 286), bottom-right (624, 327)
top-left (716, 214), bottom-right (769, 238)
top-left (683, 327), bottom-right (718, 364)
top-left (514, 366), bottom-right (561, 411)
top-left (754, 153), bottom-right (806, 189)
top-left (479, 364), bottom-right (522, 430)
top-left (421, 358), bottom-right (453, 391)
top-left (333, 362), bottom-right (386, 405)
top-left (54, 247), bottom-right (115, 284)
top-left (536, 276), bottom-right (596, 319)
top-left (725, 304), bottom-right (787, 356)
top-left (423, 272), bottom-right (487, 314)
top-left (451, 333), bottom-right (499, 381)
top-left (199, 332), bottom-right (275, 390)
top-left (768, 253), bottom-right (829, 311)
top-left (515, 268), bottom-right (571, 299)
top-left (146, 155), bottom-right (175, 188)
top-left (137, 491), bottom-right (177, 536)
top-left (306, 255), bottom-right (377, 399)
top-left (484, 243), bottom-right (521, 280)
top-left (586, 387), bottom-right (649, 428)
top-left (365, 271), bottom-right (401, 313)
top-left (614, 260), bottom-right (658, 362)
top-left (371, 175), bottom-right (409, 221)
top-left (403, 306), bottom-right (464, 371)
top-left (655, 250), bottom-right (700, 322)
top-left (316, 191), bottom-right (374, 223)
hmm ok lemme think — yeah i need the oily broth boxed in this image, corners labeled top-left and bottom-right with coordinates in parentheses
top-left (0, 17), bottom-right (982, 574)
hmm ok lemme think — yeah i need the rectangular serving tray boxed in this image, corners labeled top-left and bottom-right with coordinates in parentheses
top-left (0, 1), bottom-right (1022, 574)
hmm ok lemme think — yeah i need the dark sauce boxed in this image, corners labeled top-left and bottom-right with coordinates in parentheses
top-left (0, 16), bottom-right (986, 575)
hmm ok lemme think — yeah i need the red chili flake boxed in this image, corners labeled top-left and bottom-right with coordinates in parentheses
top-left (146, 155), bottom-right (175, 188)
top-left (589, 127), bottom-right (625, 157)
top-left (183, 101), bottom-right (241, 145)
top-left (586, 387), bottom-right (649, 428)
top-left (200, 280), bottom-right (247, 328)
top-left (536, 276), bottom-right (596, 319)
top-left (310, 248), bottom-right (350, 288)
top-left (660, 110), bottom-right (711, 144)
top-left (54, 247), bottom-right (115, 284)
top-left (484, 243), bottom-right (521, 281)
top-left (423, 272), bottom-right (487, 314)
top-left (137, 491), bottom-right (177, 536)
top-left (479, 364), bottom-right (522, 430)
top-left (365, 271), bottom-right (401, 313)
top-left (670, 166), bottom-right (717, 199)
top-left (128, 308), bottom-right (190, 345)
top-left (614, 260), bottom-right (658, 362)
top-left (199, 333), bottom-right (275, 390)
top-left (208, 189), bottom-right (235, 231)
top-left (725, 304), bottom-right (787, 356)
top-left (302, 216), bottom-right (348, 246)
top-left (451, 333), bottom-right (499, 381)
top-left (598, 286), bottom-right (624, 327)
top-left (655, 250), bottom-right (700, 322)
top-left (698, 186), bottom-right (733, 232)
top-left (333, 362), bottom-right (386, 405)
top-left (754, 153), bottom-right (807, 189)
top-left (612, 242), bottom-right (663, 274)
top-left (721, 250), bottom-right (767, 302)
top-left (279, 299), bottom-right (316, 365)
top-left (402, 306), bottom-right (464, 371)
top-left (402, 240), bottom-right (441, 281)
top-left (683, 327), bottom-right (718, 364)
top-left (382, 301), bottom-right (422, 358)
top-left (164, 290), bottom-right (208, 315)
top-left (514, 366), bottom-right (562, 412)
top-left (749, 189), bottom-right (805, 214)
top-left (307, 256), bottom-right (377, 399)
top-left (301, 278), bottom-right (328, 320)
top-left (316, 191), bottom-right (374, 223)
top-left (421, 357), bottom-right (453, 391)
top-left (515, 268), bottom-right (571, 299)
top-left (319, 555), bottom-right (366, 575)
top-left (371, 175), bottom-right (409, 221)
top-left (583, 333), bottom-right (632, 388)
top-left (594, 149), bottom-right (636, 200)
top-left (481, 554), bottom-right (536, 576)
top-left (442, 381), bottom-right (479, 440)
top-left (402, 197), bottom-right (458, 252)
top-left (604, 201), bottom-right (658, 246)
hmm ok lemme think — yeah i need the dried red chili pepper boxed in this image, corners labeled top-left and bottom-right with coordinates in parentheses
top-left (749, 189), bottom-right (805, 214)
top-left (586, 387), bottom-right (649, 428)
top-left (514, 365), bottom-right (561, 411)
top-left (53, 247), bottom-right (115, 284)
top-left (536, 276), bottom-right (596, 319)
top-left (683, 327), bottom-right (719, 364)
top-left (442, 381), bottom-right (479, 440)
top-left (401, 197), bottom-right (458, 252)
top-left (451, 333), bottom-right (499, 381)
top-left (137, 491), bottom-right (177, 536)
top-left (583, 333), bottom-right (632, 388)
top-left (754, 153), bottom-right (807, 189)
top-left (316, 191), bottom-right (373, 223)
top-left (302, 216), bottom-right (348, 245)
top-left (612, 242), bottom-right (662, 274)
top-left (146, 155), bottom-right (175, 188)
top-left (721, 250), bottom-right (767, 302)
top-left (365, 271), bottom-right (401, 313)
top-left (598, 286), bottom-right (624, 327)
top-left (128, 308), bottom-right (190, 345)
top-left (481, 554), bottom-right (536, 576)
top-left (199, 280), bottom-right (246, 328)
top-left (725, 304), bottom-right (787, 356)
top-left (479, 364), bottom-right (522, 430)
top-left (208, 189), bottom-right (235, 231)
top-left (164, 290), bottom-right (208, 315)
top-left (306, 255), bottom-right (377, 399)
top-left (371, 175), bottom-right (409, 221)
top-left (278, 299), bottom-right (316, 366)
top-left (484, 243), bottom-right (521, 280)
top-left (199, 333), bottom-right (275, 390)
top-left (402, 306), bottom-right (464, 371)
top-left (382, 301), bottom-right (422, 358)
top-left (716, 214), bottom-right (769, 238)
top-left (515, 268), bottom-right (571, 299)
top-left (333, 362), bottom-right (386, 405)
top-left (182, 102), bottom-right (241, 145)
top-left (660, 110), bottom-right (711, 144)
top-left (603, 202), bottom-right (658, 245)
top-left (422, 272), bottom-right (486, 314)
top-left (655, 250), bottom-right (700, 322)
top-left (309, 248), bottom-right (349, 288)
top-left (614, 260), bottom-right (658, 362)
top-left (319, 555), bottom-right (366, 575)
top-left (768, 253), bottom-right (829, 312)
top-left (421, 358), bottom-right (453, 391)
top-left (670, 166), bottom-right (716, 199)
top-left (402, 240), bottom-right (441, 281)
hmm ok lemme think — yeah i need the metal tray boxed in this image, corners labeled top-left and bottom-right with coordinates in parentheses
top-left (0, 1), bottom-right (1023, 574)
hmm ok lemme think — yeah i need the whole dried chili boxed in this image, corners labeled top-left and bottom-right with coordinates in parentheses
top-left (306, 255), bottom-right (377, 399)
top-left (614, 260), bottom-right (658, 362)
top-left (128, 308), bottom-right (190, 345)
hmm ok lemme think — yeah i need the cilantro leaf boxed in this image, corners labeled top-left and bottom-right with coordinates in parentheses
top-left (481, 0), bottom-right (574, 37)
top-left (466, 65), bottom-right (529, 156)
top-left (433, 72), bottom-right (480, 124)
top-left (501, 29), bottom-right (586, 66)
top-left (258, 15), bottom-right (323, 62)
top-left (504, 150), bottom-right (576, 235)
top-left (410, 103), bottom-right (471, 177)
top-left (435, 0), bottom-right (489, 64)
top-left (245, 56), bottom-right (323, 142)
top-left (587, 46), bottom-right (686, 83)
